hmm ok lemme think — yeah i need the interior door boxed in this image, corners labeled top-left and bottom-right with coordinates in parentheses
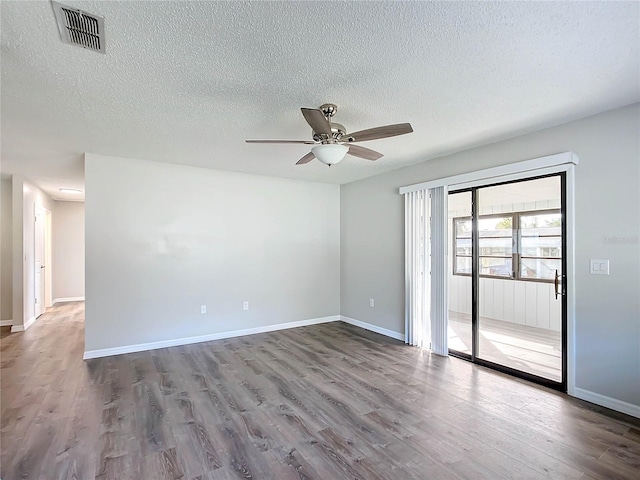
top-left (35, 207), bottom-right (45, 318)
top-left (448, 174), bottom-right (566, 391)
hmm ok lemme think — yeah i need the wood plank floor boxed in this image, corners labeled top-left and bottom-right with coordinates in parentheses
top-left (1, 303), bottom-right (639, 479)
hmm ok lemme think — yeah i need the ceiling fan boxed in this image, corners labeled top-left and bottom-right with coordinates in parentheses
top-left (246, 104), bottom-right (413, 166)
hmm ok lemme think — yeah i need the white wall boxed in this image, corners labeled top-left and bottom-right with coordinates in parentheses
top-left (84, 154), bottom-right (340, 352)
top-left (341, 103), bottom-right (640, 407)
top-left (1, 178), bottom-right (12, 321)
top-left (52, 201), bottom-right (85, 300)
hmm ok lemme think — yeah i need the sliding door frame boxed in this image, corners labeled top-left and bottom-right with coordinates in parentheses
top-left (399, 152), bottom-right (577, 395)
top-left (449, 172), bottom-right (567, 392)
top-left (471, 188), bottom-right (480, 363)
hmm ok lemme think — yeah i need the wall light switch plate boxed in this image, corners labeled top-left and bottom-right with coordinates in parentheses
top-left (590, 259), bottom-right (609, 275)
top-left (369, 298), bottom-right (375, 308)
top-left (243, 301), bottom-right (249, 310)
top-left (200, 305), bottom-right (207, 314)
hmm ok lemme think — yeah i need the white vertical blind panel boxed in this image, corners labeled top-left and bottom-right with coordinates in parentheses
top-left (429, 186), bottom-right (448, 356)
top-left (424, 193), bottom-right (431, 347)
top-left (404, 191), bottom-right (429, 347)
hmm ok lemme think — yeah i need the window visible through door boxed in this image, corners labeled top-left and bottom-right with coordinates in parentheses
top-left (453, 209), bottom-right (561, 282)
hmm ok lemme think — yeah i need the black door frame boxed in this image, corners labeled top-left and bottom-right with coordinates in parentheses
top-left (448, 172), bottom-right (568, 392)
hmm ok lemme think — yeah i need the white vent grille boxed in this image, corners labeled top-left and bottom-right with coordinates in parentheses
top-left (52, 2), bottom-right (105, 53)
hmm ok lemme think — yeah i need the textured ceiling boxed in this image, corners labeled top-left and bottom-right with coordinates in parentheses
top-left (1, 1), bottom-right (639, 200)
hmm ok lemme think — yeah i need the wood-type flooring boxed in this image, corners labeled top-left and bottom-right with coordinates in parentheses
top-left (1, 302), bottom-right (639, 479)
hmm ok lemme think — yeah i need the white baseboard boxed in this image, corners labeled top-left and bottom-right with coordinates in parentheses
top-left (340, 315), bottom-right (405, 342)
top-left (25, 315), bottom-right (36, 330)
top-left (572, 387), bottom-right (640, 419)
top-left (11, 316), bottom-right (36, 333)
top-left (53, 296), bottom-right (85, 304)
top-left (0, 319), bottom-right (13, 327)
top-left (84, 315), bottom-right (341, 360)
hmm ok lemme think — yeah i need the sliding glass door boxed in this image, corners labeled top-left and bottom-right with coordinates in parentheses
top-left (448, 191), bottom-right (472, 355)
top-left (448, 174), bottom-right (567, 390)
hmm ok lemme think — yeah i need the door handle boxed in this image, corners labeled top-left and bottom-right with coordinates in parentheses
top-left (40, 265), bottom-right (45, 269)
top-left (554, 269), bottom-right (563, 299)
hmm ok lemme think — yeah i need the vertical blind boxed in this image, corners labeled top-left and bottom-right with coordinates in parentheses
top-left (429, 186), bottom-right (448, 355)
top-left (404, 190), bottom-right (429, 347)
top-left (403, 187), bottom-right (448, 355)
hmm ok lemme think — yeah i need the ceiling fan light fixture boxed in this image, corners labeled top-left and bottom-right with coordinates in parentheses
top-left (311, 144), bottom-right (348, 166)
top-left (245, 104), bottom-right (412, 166)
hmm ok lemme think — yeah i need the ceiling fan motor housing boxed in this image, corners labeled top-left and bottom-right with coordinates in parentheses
top-left (320, 103), bottom-right (338, 118)
top-left (310, 103), bottom-right (346, 142)
top-left (312, 123), bottom-right (347, 143)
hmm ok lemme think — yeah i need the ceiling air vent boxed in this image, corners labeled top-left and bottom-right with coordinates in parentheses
top-left (52, 2), bottom-right (105, 53)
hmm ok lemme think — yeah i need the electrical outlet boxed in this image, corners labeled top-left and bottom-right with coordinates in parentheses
top-left (243, 301), bottom-right (249, 310)
top-left (369, 298), bottom-right (375, 308)
top-left (200, 305), bottom-right (206, 314)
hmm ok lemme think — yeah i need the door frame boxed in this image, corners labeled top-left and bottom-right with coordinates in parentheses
top-left (33, 205), bottom-right (53, 319)
top-left (44, 208), bottom-right (53, 308)
top-left (34, 205), bottom-right (44, 318)
top-left (449, 172), bottom-right (567, 392)
top-left (399, 152), bottom-right (577, 395)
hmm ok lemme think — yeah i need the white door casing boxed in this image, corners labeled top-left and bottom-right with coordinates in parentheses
top-left (34, 206), bottom-right (45, 318)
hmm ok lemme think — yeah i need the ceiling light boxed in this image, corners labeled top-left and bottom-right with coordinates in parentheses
top-left (59, 188), bottom-right (82, 194)
top-left (311, 144), bottom-right (348, 167)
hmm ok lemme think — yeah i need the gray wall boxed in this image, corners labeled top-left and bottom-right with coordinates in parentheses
top-left (85, 154), bottom-right (340, 352)
top-left (1, 178), bottom-right (12, 321)
top-left (341, 103), bottom-right (640, 406)
top-left (52, 201), bottom-right (85, 300)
